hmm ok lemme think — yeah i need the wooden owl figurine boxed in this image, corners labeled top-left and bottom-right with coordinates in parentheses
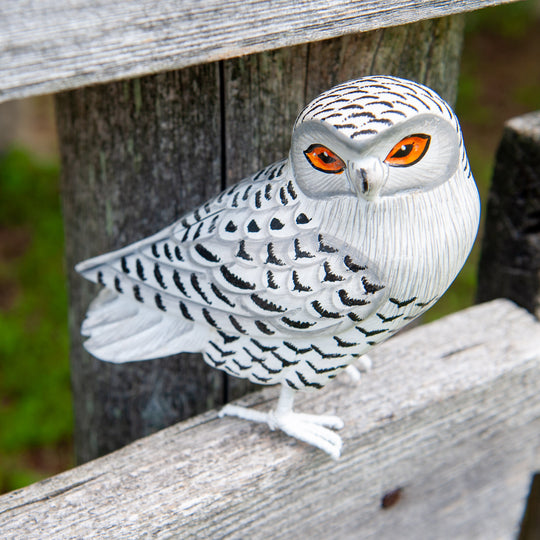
top-left (77, 76), bottom-right (480, 458)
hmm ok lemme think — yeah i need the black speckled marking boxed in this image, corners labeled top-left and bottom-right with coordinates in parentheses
top-left (296, 213), bottom-right (311, 225)
top-left (306, 360), bottom-right (347, 374)
top-left (318, 235), bottom-right (338, 253)
top-left (266, 270), bottom-right (279, 289)
top-left (281, 317), bottom-right (315, 329)
top-left (151, 243), bottom-right (160, 258)
top-left (294, 238), bottom-right (314, 259)
top-left (344, 255), bottom-right (366, 272)
top-left (136, 259), bottom-right (146, 281)
top-left (193, 223), bottom-right (204, 240)
top-left (287, 181), bottom-right (298, 199)
top-left (205, 352), bottom-right (226, 367)
top-left (133, 285), bottom-right (143, 302)
top-left (255, 320), bottom-right (275, 335)
top-left (175, 246), bottom-right (184, 261)
top-left (334, 336), bottom-right (358, 348)
top-left (377, 313), bottom-right (402, 323)
top-left (251, 293), bottom-right (285, 313)
top-left (255, 190), bottom-right (262, 208)
top-left (323, 261), bottom-right (344, 282)
top-left (247, 219), bottom-right (260, 233)
top-left (114, 276), bottom-right (123, 293)
top-left (155, 293), bottom-right (166, 311)
top-left (312, 345), bottom-right (345, 359)
top-left (208, 215), bottom-right (219, 234)
top-left (121, 256), bottom-right (130, 274)
top-left (173, 270), bottom-right (190, 297)
top-left (286, 379), bottom-right (298, 390)
top-left (292, 270), bottom-right (312, 292)
top-left (279, 187), bottom-right (288, 205)
top-left (389, 296), bottom-right (417, 308)
top-left (266, 243), bottom-right (285, 266)
top-left (191, 273), bottom-right (211, 304)
top-left (243, 185), bottom-right (253, 201)
top-left (211, 283), bottom-right (235, 307)
top-left (270, 218), bottom-right (284, 230)
top-left (362, 276), bottom-right (384, 294)
top-left (154, 263), bottom-right (167, 289)
top-left (195, 243), bottom-right (220, 263)
top-left (338, 289), bottom-right (369, 307)
top-left (271, 350), bottom-right (298, 367)
top-left (203, 309), bottom-right (219, 328)
top-left (225, 220), bottom-right (237, 233)
top-left (230, 315), bottom-right (247, 334)
top-left (250, 338), bottom-right (277, 352)
top-left (236, 240), bottom-right (253, 261)
top-left (233, 359), bottom-right (251, 371)
top-left (356, 326), bottom-right (387, 337)
top-left (296, 371), bottom-right (322, 389)
top-left (312, 300), bottom-right (343, 319)
top-left (210, 341), bottom-right (234, 357)
top-left (97, 270), bottom-right (105, 285)
top-left (283, 341), bottom-right (312, 354)
top-left (163, 243), bottom-right (173, 261)
top-left (220, 265), bottom-right (256, 290)
top-left (179, 301), bottom-right (194, 320)
top-left (243, 346), bottom-right (263, 363)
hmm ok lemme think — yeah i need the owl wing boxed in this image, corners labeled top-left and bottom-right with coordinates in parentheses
top-left (77, 161), bottom-right (387, 362)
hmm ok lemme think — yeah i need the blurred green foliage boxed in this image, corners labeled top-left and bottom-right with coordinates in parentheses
top-left (0, 148), bottom-right (72, 492)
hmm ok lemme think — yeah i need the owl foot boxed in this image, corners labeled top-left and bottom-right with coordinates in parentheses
top-left (219, 385), bottom-right (344, 459)
top-left (343, 354), bottom-right (373, 384)
top-left (357, 354), bottom-right (373, 372)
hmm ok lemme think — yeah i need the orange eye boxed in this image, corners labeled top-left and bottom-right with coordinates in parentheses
top-left (304, 144), bottom-right (346, 174)
top-left (384, 134), bottom-right (431, 167)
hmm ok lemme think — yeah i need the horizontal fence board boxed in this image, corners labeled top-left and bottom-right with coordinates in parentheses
top-left (0, 0), bottom-right (516, 103)
top-left (0, 299), bottom-right (539, 538)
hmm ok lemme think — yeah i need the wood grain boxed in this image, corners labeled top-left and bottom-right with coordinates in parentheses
top-left (56, 66), bottom-right (227, 463)
top-left (0, 0), bottom-right (516, 103)
top-left (56, 17), bottom-right (465, 463)
top-left (1, 299), bottom-right (538, 539)
top-left (477, 111), bottom-right (540, 319)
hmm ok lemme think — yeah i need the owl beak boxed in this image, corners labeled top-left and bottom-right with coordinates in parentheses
top-left (347, 158), bottom-right (388, 200)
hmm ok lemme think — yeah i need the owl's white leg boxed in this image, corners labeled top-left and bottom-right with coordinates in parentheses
top-left (219, 384), bottom-right (344, 459)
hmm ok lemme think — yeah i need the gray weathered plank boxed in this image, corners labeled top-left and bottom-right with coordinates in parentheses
top-left (1, 299), bottom-right (538, 539)
top-left (477, 111), bottom-right (540, 319)
top-left (0, 0), bottom-right (516, 103)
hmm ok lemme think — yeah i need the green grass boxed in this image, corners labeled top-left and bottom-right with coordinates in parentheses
top-left (0, 148), bottom-right (72, 493)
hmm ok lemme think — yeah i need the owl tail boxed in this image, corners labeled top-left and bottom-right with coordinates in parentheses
top-left (81, 288), bottom-right (203, 362)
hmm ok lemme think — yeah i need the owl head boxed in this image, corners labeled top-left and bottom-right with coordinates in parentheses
top-left (290, 76), bottom-right (466, 201)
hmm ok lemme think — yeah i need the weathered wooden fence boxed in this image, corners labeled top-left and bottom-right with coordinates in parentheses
top-left (1, 0), bottom-right (539, 537)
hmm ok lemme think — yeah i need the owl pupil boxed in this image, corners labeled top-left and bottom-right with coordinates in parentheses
top-left (393, 144), bottom-right (413, 158)
top-left (319, 151), bottom-right (335, 164)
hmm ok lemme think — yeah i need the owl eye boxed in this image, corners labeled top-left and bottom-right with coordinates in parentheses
top-left (304, 144), bottom-right (346, 174)
top-left (384, 134), bottom-right (431, 167)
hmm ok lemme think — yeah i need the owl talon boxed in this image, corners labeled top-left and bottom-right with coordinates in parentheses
top-left (219, 385), bottom-right (344, 459)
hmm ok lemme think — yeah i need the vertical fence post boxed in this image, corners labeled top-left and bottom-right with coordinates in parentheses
top-left (477, 111), bottom-right (540, 319)
top-left (56, 15), bottom-right (465, 463)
